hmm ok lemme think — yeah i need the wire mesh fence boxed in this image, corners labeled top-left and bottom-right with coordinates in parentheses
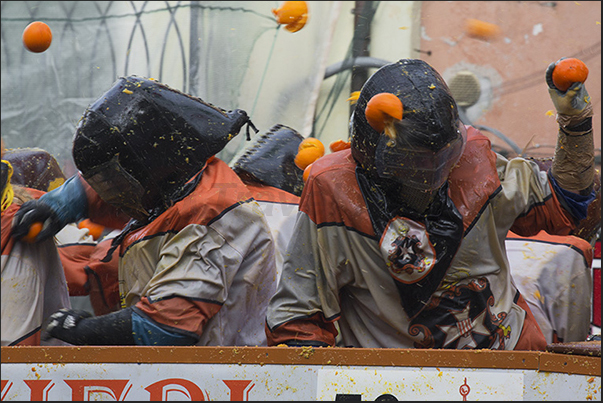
top-left (1, 1), bottom-right (337, 174)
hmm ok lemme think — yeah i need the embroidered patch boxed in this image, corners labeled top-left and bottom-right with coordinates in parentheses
top-left (381, 217), bottom-right (436, 284)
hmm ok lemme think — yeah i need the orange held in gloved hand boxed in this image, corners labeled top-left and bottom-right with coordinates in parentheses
top-left (545, 57), bottom-right (591, 116)
top-left (23, 222), bottom-right (43, 243)
top-left (22, 21), bottom-right (52, 53)
top-left (546, 56), bottom-right (594, 194)
top-left (272, 1), bottom-right (308, 33)
top-left (550, 58), bottom-right (589, 92)
top-left (365, 93), bottom-right (403, 138)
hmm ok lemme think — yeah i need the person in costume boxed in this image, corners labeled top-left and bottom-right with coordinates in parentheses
top-left (1, 141), bottom-right (71, 346)
top-left (2, 146), bottom-right (116, 315)
top-left (505, 158), bottom-right (601, 344)
top-left (231, 123), bottom-right (304, 282)
top-left (11, 76), bottom-right (277, 346)
top-left (265, 58), bottom-right (596, 350)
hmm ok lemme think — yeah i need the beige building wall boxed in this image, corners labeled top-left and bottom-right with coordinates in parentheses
top-left (316, 1), bottom-right (600, 168)
top-left (420, 1), bottom-right (600, 161)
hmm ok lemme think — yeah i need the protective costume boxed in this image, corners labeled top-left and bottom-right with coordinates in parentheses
top-left (2, 146), bottom-right (114, 314)
top-left (266, 59), bottom-right (596, 350)
top-left (505, 157), bottom-right (600, 344)
top-left (1, 156), bottom-right (71, 346)
top-left (42, 159), bottom-right (277, 346)
top-left (12, 76), bottom-right (277, 346)
top-left (73, 75), bottom-right (256, 222)
top-left (232, 124), bottom-right (304, 280)
top-left (506, 230), bottom-right (593, 344)
top-left (529, 157), bottom-right (601, 245)
top-left (233, 124), bottom-right (305, 197)
top-left (60, 228), bottom-right (122, 316)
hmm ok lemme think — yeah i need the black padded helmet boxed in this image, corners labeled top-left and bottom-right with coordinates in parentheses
top-left (232, 124), bottom-right (305, 196)
top-left (2, 147), bottom-right (66, 192)
top-left (351, 59), bottom-right (466, 191)
top-left (73, 76), bottom-right (254, 220)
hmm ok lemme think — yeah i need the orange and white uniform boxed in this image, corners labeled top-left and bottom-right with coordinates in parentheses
top-left (1, 187), bottom-right (71, 346)
top-left (266, 127), bottom-right (580, 350)
top-left (243, 182), bottom-right (300, 282)
top-left (506, 230), bottom-right (594, 343)
top-left (87, 157), bottom-right (277, 346)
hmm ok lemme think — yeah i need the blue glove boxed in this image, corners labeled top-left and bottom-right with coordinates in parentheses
top-left (11, 175), bottom-right (88, 242)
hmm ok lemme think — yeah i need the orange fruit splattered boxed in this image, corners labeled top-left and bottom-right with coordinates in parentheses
top-left (552, 58), bottom-right (589, 92)
top-left (78, 219), bottom-right (105, 241)
top-left (22, 21), bottom-right (52, 53)
top-left (295, 146), bottom-right (323, 170)
top-left (329, 139), bottom-right (351, 153)
top-left (23, 222), bottom-right (43, 243)
top-left (347, 91), bottom-right (361, 105)
top-left (365, 93), bottom-right (403, 134)
top-left (298, 137), bottom-right (325, 156)
top-left (465, 18), bottom-right (500, 41)
top-left (303, 163), bottom-right (313, 182)
top-left (272, 1), bottom-right (308, 32)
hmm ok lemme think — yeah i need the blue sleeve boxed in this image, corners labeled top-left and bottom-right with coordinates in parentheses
top-left (39, 174), bottom-right (88, 226)
top-left (548, 171), bottom-right (596, 222)
top-left (131, 309), bottom-right (198, 346)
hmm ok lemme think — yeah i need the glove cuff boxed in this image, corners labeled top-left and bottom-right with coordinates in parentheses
top-left (39, 174), bottom-right (88, 227)
top-left (557, 102), bottom-right (594, 133)
top-left (563, 117), bottom-right (592, 134)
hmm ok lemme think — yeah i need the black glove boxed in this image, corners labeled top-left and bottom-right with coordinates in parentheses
top-left (42, 308), bottom-right (136, 345)
top-left (43, 309), bottom-right (93, 343)
top-left (11, 199), bottom-right (63, 242)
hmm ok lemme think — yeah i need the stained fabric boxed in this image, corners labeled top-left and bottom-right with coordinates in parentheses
top-left (506, 230), bottom-right (593, 343)
top-left (358, 171), bottom-right (463, 319)
top-left (1, 189), bottom-right (71, 346)
top-left (267, 127), bottom-right (574, 350)
top-left (111, 158), bottom-right (277, 346)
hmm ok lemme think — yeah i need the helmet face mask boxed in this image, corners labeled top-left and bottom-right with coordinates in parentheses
top-left (83, 155), bottom-right (149, 221)
top-left (72, 76), bottom-right (253, 219)
top-left (351, 59), bottom-right (465, 193)
top-left (374, 122), bottom-right (467, 191)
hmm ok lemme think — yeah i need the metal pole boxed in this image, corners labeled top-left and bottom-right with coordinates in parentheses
top-left (189, 1), bottom-right (201, 96)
